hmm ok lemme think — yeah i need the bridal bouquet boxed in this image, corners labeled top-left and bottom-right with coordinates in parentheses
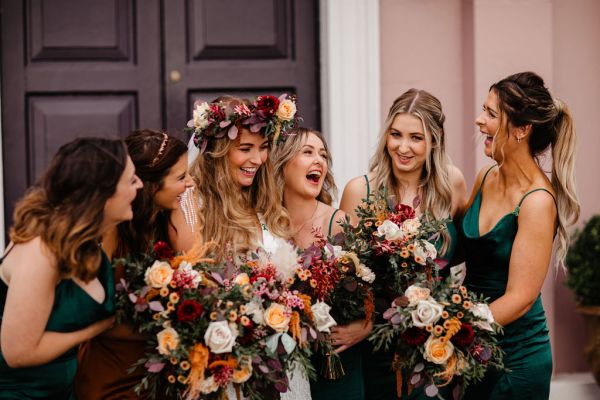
top-left (290, 229), bottom-right (375, 378)
top-left (340, 188), bottom-right (450, 301)
top-left (115, 241), bottom-right (295, 400)
top-left (369, 267), bottom-right (504, 399)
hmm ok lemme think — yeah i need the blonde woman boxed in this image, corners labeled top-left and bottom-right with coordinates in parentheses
top-left (271, 127), bottom-right (370, 400)
top-left (172, 95), bottom-right (315, 399)
top-left (461, 71), bottom-right (579, 399)
top-left (339, 89), bottom-right (467, 399)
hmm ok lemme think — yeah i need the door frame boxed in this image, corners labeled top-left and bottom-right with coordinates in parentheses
top-left (0, 0), bottom-right (381, 246)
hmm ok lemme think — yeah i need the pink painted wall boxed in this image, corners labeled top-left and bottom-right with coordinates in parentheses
top-left (380, 0), bottom-right (600, 374)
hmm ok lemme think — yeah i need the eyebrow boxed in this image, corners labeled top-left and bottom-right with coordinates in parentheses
top-left (390, 128), bottom-right (424, 135)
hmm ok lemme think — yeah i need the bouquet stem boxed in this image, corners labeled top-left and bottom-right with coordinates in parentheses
top-left (322, 351), bottom-right (345, 379)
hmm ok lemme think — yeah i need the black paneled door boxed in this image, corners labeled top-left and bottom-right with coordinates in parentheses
top-left (1, 0), bottom-right (320, 225)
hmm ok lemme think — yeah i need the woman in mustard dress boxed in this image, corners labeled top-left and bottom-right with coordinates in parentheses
top-left (461, 71), bottom-right (580, 399)
top-left (340, 89), bottom-right (467, 399)
top-left (0, 137), bottom-right (142, 399)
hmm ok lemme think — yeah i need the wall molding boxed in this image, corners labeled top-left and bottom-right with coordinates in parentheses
top-left (319, 0), bottom-right (381, 203)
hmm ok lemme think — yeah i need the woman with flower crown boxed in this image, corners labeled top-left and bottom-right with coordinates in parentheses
top-left (460, 71), bottom-right (579, 399)
top-left (339, 89), bottom-right (467, 399)
top-left (74, 130), bottom-right (194, 399)
top-left (172, 95), bottom-right (314, 399)
top-left (271, 127), bottom-right (367, 399)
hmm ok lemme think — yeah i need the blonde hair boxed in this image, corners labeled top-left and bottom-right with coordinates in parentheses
top-left (369, 89), bottom-right (453, 253)
top-left (10, 138), bottom-right (128, 281)
top-left (271, 127), bottom-right (337, 206)
top-left (491, 71), bottom-right (580, 267)
top-left (190, 122), bottom-right (290, 259)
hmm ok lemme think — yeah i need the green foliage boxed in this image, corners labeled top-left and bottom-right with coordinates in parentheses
top-left (566, 215), bottom-right (600, 305)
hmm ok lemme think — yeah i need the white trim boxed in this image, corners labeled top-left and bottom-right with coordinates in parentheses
top-left (0, 80), bottom-right (4, 251)
top-left (319, 0), bottom-right (381, 204)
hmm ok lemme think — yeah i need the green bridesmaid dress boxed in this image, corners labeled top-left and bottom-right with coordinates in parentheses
top-left (360, 176), bottom-right (459, 400)
top-left (460, 166), bottom-right (552, 399)
top-left (0, 249), bottom-right (116, 399)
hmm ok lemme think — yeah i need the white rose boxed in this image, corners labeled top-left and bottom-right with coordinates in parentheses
top-left (199, 376), bottom-right (219, 394)
top-left (144, 260), bottom-right (174, 288)
top-left (411, 298), bottom-right (444, 327)
top-left (188, 102), bottom-right (210, 130)
top-left (312, 301), bottom-right (337, 333)
top-left (404, 285), bottom-right (431, 306)
top-left (471, 303), bottom-right (496, 332)
top-left (243, 301), bottom-right (265, 325)
top-left (401, 218), bottom-right (422, 237)
top-left (204, 320), bottom-right (238, 354)
top-left (324, 245), bottom-right (344, 259)
top-left (377, 220), bottom-right (405, 241)
top-left (413, 240), bottom-right (437, 265)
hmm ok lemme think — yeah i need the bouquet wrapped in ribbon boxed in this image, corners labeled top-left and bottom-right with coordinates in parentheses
top-left (291, 229), bottom-right (376, 378)
top-left (115, 241), bottom-right (298, 400)
top-left (369, 267), bottom-right (505, 399)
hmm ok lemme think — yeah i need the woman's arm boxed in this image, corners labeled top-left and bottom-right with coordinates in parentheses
top-left (169, 206), bottom-right (198, 253)
top-left (489, 191), bottom-right (557, 326)
top-left (339, 175), bottom-right (370, 225)
top-left (1, 238), bottom-right (114, 368)
top-left (449, 165), bottom-right (468, 221)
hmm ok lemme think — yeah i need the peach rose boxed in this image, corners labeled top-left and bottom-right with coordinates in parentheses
top-left (232, 363), bottom-right (253, 384)
top-left (264, 303), bottom-right (291, 333)
top-left (144, 260), bottom-right (174, 288)
top-left (233, 272), bottom-right (250, 286)
top-left (404, 285), bottom-right (431, 306)
top-left (156, 327), bottom-right (179, 355)
top-left (276, 99), bottom-right (297, 121)
top-left (424, 335), bottom-right (454, 365)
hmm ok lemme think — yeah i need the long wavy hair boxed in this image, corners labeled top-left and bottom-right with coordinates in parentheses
top-left (271, 127), bottom-right (337, 206)
top-left (115, 130), bottom-right (188, 257)
top-left (189, 97), bottom-right (290, 259)
top-left (369, 89), bottom-right (453, 252)
top-left (490, 71), bottom-right (580, 267)
top-left (10, 137), bottom-right (128, 282)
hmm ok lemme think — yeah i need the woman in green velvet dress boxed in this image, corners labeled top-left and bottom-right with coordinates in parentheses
top-left (0, 137), bottom-right (142, 399)
top-left (339, 89), bottom-right (467, 399)
top-left (461, 71), bottom-right (580, 399)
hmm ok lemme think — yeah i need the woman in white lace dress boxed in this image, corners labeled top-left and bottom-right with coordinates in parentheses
top-left (171, 95), bottom-right (312, 399)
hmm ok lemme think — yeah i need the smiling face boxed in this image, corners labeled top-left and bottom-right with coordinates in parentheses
top-left (153, 153), bottom-right (194, 210)
top-left (475, 89), bottom-right (507, 159)
top-left (227, 128), bottom-right (269, 187)
top-left (283, 132), bottom-right (328, 200)
top-left (386, 113), bottom-right (428, 176)
top-left (103, 156), bottom-right (143, 227)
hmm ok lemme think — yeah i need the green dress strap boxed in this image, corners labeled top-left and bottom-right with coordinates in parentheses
top-left (327, 209), bottom-right (341, 236)
top-left (514, 188), bottom-right (557, 216)
top-left (363, 174), bottom-right (371, 197)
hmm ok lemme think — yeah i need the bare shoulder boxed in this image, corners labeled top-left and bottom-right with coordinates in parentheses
top-left (448, 165), bottom-right (466, 189)
top-left (4, 237), bottom-right (58, 284)
top-left (340, 174), bottom-right (371, 220)
top-left (517, 187), bottom-right (557, 224)
top-left (448, 165), bottom-right (468, 218)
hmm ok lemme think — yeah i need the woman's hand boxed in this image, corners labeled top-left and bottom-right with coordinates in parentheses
top-left (329, 319), bottom-right (373, 353)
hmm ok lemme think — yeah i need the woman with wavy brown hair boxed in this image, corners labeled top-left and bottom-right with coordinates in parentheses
top-left (461, 71), bottom-right (579, 399)
top-left (0, 137), bottom-right (142, 398)
top-left (74, 130), bottom-right (193, 399)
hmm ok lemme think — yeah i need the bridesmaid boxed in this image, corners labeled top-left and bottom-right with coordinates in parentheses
top-left (339, 89), bottom-right (467, 399)
top-left (75, 130), bottom-right (193, 399)
top-left (0, 137), bottom-right (141, 399)
top-left (461, 71), bottom-right (579, 399)
top-left (271, 127), bottom-right (363, 399)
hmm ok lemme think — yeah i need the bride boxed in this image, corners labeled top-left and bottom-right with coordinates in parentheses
top-left (171, 95), bottom-right (312, 399)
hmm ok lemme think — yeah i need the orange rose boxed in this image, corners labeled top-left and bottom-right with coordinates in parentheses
top-left (424, 335), bottom-right (454, 364)
top-left (276, 99), bottom-right (297, 121)
top-left (144, 260), bottom-right (174, 288)
top-left (264, 303), bottom-right (291, 333)
top-left (156, 327), bottom-right (179, 355)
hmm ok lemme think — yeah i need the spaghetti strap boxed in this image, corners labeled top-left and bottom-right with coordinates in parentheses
top-left (479, 165), bottom-right (496, 192)
top-left (363, 174), bottom-right (371, 197)
top-left (515, 188), bottom-right (557, 216)
top-left (328, 209), bottom-right (341, 236)
top-left (0, 243), bottom-right (16, 264)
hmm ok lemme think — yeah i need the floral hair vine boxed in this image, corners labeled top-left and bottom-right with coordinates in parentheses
top-left (186, 94), bottom-right (300, 153)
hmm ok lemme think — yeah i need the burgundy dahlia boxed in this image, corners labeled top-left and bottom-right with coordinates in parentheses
top-left (390, 204), bottom-right (416, 224)
top-left (451, 323), bottom-right (475, 347)
top-left (400, 327), bottom-right (428, 346)
top-left (176, 299), bottom-right (204, 323)
top-left (255, 95), bottom-right (280, 118)
top-left (153, 241), bottom-right (174, 260)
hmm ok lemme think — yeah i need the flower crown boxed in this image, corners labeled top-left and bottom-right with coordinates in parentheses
top-left (186, 94), bottom-right (299, 153)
